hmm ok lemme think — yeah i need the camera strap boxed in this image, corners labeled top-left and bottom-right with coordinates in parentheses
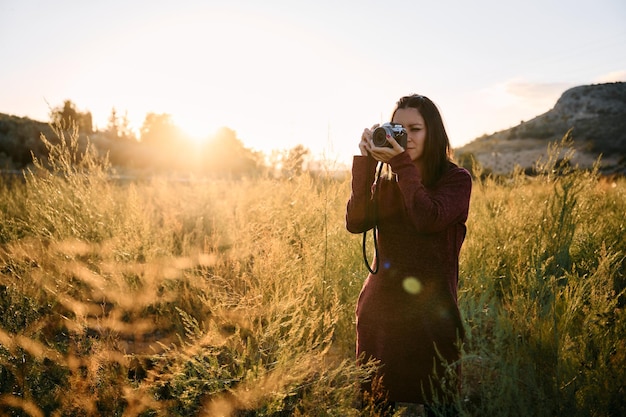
top-left (362, 161), bottom-right (384, 275)
top-left (362, 225), bottom-right (379, 274)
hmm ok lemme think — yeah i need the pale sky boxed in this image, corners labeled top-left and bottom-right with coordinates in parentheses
top-left (1, 0), bottom-right (625, 166)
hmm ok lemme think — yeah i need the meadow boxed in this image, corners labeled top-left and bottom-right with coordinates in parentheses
top-left (0, 129), bottom-right (624, 416)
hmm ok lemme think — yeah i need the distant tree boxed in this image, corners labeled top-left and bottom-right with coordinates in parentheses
top-left (106, 107), bottom-right (136, 141)
top-left (81, 111), bottom-right (93, 134)
top-left (49, 100), bottom-right (92, 133)
top-left (50, 100), bottom-right (77, 130)
top-left (283, 144), bottom-right (310, 177)
top-left (203, 127), bottom-right (261, 177)
top-left (140, 113), bottom-right (183, 146)
top-left (118, 111), bottom-right (136, 141)
top-left (106, 108), bottom-right (120, 139)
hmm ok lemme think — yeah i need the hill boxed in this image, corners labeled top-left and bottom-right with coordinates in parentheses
top-left (0, 114), bottom-right (57, 170)
top-left (456, 82), bottom-right (626, 175)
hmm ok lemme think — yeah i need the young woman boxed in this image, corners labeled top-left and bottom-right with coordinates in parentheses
top-left (346, 94), bottom-right (472, 414)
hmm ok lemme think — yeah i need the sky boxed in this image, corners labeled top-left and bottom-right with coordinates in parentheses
top-left (1, 0), bottom-right (625, 166)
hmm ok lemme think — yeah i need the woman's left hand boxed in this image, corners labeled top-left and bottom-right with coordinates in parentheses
top-left (367, 134), bottom-right (405, 163)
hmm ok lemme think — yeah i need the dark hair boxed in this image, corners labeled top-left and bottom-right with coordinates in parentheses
top-left (391, 94), bottom-right (451, 187)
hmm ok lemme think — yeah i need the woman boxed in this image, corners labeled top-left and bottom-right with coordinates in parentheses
top-left (346, 94), bottom-right (471, 414)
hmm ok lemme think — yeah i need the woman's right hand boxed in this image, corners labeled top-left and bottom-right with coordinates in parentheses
top-left (359, 124), bottom-right (379, 156)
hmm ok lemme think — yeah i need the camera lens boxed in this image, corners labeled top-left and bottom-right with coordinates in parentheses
top-left (372, 126), bottom-right (389, 147)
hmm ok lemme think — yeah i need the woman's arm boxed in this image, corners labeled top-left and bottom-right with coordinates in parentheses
top-left (389, 153), bottom-right (472, 233)
top-left (345, 155), bottom-right (378, 233)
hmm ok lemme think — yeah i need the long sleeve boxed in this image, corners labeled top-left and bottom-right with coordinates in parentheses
top-left (388, 152), bottom-right (471, 234)
top-left (345, 155), bottom-right (378, 233)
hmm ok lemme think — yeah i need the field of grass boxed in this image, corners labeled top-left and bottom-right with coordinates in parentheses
top-left (0, 130), bottom-right (624, 416)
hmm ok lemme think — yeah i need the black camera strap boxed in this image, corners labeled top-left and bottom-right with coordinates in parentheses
top-left (362, 161), bottom-right (384, 275)
top-left (362, 225), bottom-right (379, 274)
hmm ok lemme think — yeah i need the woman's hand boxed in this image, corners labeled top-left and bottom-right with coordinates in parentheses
top-left (359, 124), bottom-right (378, 156)
top-left (359, 125), bottom-right (405, 162)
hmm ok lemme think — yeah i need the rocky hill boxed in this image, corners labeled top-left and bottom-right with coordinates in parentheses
top-left (456, 82), bottom-right (626, 175)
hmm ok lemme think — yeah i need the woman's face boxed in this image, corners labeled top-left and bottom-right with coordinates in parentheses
top-left (392, 107), bottom-right (427, 162)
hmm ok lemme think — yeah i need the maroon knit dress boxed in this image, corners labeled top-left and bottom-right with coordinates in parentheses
top-left (346, 152), bottom-right (472, 404)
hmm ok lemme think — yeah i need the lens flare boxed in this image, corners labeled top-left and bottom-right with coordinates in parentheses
top-left (402, 277), bottom-right (422, 295)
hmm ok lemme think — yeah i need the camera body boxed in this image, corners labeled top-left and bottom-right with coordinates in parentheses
top-left (372, 123), bottom-right (408, 149)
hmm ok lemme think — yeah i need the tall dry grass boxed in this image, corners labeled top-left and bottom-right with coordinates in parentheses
top-left (0, 128), bottom-right (624, 416)
top-left (455, 139), bottom-right (626, 416)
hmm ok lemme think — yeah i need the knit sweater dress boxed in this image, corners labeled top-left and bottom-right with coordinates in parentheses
top-left (346, 152), bottom-right (472, 404)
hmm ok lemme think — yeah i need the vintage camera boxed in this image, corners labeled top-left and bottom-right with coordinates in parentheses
top-left (372, 123), bottom-right (407, 148)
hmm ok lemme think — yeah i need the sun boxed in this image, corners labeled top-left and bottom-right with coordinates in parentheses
top-left (174, 113), bottom-right (219, 147)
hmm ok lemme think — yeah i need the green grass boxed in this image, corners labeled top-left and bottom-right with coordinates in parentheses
top-left (0, 129), bottom-right (624, 416)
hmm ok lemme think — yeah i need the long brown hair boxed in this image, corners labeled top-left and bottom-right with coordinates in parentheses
top-left (391, 94), bottom-right (451, 187)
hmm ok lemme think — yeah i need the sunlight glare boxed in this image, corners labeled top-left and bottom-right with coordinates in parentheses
top-left (402, 277), bottom-right (423, 295)
top-left (174, 113), bottom-right (219, 146)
